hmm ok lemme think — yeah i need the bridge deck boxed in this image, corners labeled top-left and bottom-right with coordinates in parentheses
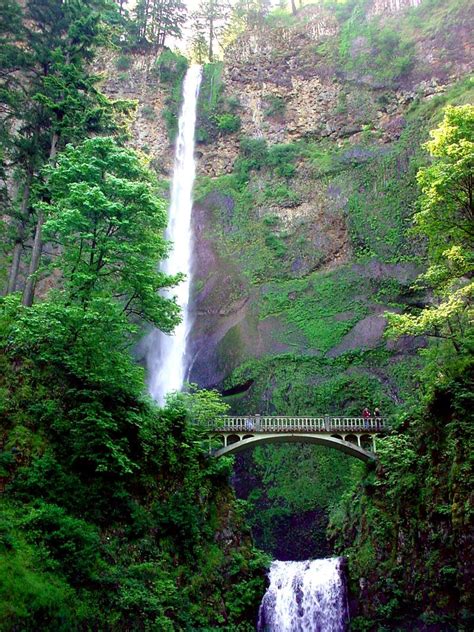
top-left (207, 416), bottom-right (389, 460)
top-left (209, 415), bottom-right (387, 433)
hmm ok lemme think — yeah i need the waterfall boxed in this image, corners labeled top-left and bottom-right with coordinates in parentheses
top-left (146, 65), bottom-right (202, 405)
top-left (258, 558), bottom-right (349, 632)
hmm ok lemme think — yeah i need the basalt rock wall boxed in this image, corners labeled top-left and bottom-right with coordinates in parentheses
top-left (187, 0), bottom-right (473, 413)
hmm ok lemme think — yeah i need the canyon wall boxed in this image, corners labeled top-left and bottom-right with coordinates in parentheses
top-left (187, 0), bottom-right (472, 415)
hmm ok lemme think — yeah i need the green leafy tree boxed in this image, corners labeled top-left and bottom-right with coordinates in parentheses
top-left (387, 105), bottom-right (474, 352)
top-left (39, 136), bottom-right (181, 331)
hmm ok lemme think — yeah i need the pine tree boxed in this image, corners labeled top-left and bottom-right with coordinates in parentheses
top-left (0, 0), bottom-right (122, 304)
top-left (133, 0), bottom-right (187, 49)
top-left (191, 0), bottom-right (231, 62)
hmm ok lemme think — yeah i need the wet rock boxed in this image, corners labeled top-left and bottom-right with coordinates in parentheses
top-left (327, 314), bottom-right (388, 357)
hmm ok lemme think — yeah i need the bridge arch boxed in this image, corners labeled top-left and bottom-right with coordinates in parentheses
top-left (212, 433), bottom-right (375, 461)
top-left (207, 415), bottom-right (387, 462)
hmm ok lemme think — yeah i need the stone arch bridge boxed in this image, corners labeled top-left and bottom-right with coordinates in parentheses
top-left (208, 416), bottom-right (389, 461)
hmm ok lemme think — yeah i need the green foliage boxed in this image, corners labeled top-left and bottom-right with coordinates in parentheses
top-left (115, 54), bottom-right (132, 71)
top-left (263, 183), bottom-right (300, 206)
top-left (216, 112), bottom-right (241, 133)
top-left (0, 527), bottom-right (82, 630)
top-left (39, 137), bottom-right (181, 331)
top-left (387, 105), bottom-right (474, 351)
top-left (131, 0), bottom-right (187, 49)
top-left (0, 0), bottom-right (131, 302)
top-left (0, 289), bottom-right (267, 628)
top-left (233, 139), bottom-right (301, 182)
top-left (169, 383), bottom-right (230, 426)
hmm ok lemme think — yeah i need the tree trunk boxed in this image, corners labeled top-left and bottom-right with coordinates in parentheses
top-left (22, 133), bottom-right (58, 307)
top-left (7, 240), bottom-right (24, 295)
top-left (209, 15), bottom-right (214, 62)
top-left (5, 175), bottom-right (32, 295)
top-left (291, 0), bottom-right (297, 16)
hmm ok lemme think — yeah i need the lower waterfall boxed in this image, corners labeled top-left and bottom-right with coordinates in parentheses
top-left (258, 558), bottom-right (349, 632)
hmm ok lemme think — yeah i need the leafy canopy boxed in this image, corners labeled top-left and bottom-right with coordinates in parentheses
top-left (387, 105), bottom-right (474, 352)
top-left (40, 136), bottom-right (181, 332)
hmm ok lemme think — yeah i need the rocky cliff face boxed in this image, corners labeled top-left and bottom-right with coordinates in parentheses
top-left (97, 0), bottom-right (472, 415)
top-left (188, 0), bottom-right (472, 410)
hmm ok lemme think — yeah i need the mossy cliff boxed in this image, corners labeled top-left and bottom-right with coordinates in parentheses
top-left (189, 0), bottom-right (472, 402)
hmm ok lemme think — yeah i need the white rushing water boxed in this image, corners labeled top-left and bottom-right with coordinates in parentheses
top-left (146, 65), bottom-right (202, 405)
top-left (258, 558), bottom-right (349, 632)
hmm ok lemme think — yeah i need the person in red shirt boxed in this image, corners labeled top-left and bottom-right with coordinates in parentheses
top-left (362, 407), bottom-right (371, 428)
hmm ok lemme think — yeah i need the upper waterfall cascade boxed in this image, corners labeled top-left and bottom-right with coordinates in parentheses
top-left (145, 65), bottom-right (202, 405)
top-left (258, 558), bottom-right (349, 631)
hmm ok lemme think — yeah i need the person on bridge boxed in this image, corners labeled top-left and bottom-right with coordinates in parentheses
top-left (374, 407), bottom-right (381, 429)
top-left (362, 407), bottom-right (371, 429)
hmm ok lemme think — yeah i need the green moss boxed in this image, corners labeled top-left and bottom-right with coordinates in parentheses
top-left (259, 269), bottom-right (368, 352)
top-left (339, 13), bottom-right (414, 85)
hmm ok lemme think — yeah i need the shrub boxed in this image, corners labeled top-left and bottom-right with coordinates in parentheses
top-left (216, 113), bottom-right (241, 134)
top-left (240, 137), bottom-right (268, 164)
top-left (152, 49), bottom-right (188, 84)
top-left (264, 94), bottom-right (286, 118)
top-left (264, 184), bottom-right (301, 207)
top-left (226, 96), bottom-right (241, 112)
top-left (265, 233), bottom-right (287, 258)
top-left (115, 55), bottom-right (132, 71)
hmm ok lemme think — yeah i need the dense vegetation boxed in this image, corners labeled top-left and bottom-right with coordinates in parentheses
top-left (0, 289), bottom-right (267, 629)
top-left (1, 0), bottom-right (473, 629)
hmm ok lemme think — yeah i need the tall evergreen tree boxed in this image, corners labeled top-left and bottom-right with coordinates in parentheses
top-left (191, 0), bottom-right (231, 62)
top-left (0, 0), bottom-right (123, 303)
top-left (133, 0), bottom-right (187, 49)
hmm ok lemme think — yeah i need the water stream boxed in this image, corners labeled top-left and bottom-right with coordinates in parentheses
top-left (146, 65), bottom-right (202, 405)
top-left (258, 558), bottom-right (349, 632)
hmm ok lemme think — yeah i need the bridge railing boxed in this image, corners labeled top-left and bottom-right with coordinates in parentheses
top-left (208, 416), bottom-right (388, 433)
